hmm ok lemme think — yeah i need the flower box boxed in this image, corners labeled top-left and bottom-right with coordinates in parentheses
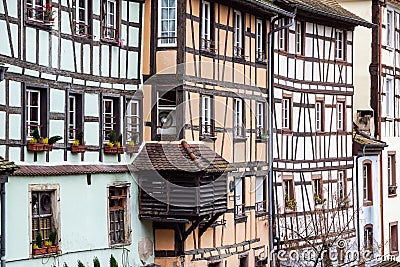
top-left (104, 146), bottom-right (118, 154)
top-left (32, 247), bottom-right (47, 255)
top-left (47, 245), bottom-right (58, 254)
top-left (27, 143), bottom-right (45, 152)
top-left (126, 145), bottom-right (139, 154)
top-left (43, 144), bottom-right (53, 151)
top-left (117, 147), bottom-right (125, 154)
top-left (71, 145), bottom-right (86, 153)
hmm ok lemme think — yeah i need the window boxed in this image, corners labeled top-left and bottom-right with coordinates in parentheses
top-left (386, 78), bottom-right (394, 118)
top-left (337, 102), bottom-right (345, 131)
top-left (239, 255), bottom-right (249, 267)
top-left (157, 90), bottom-right (176, 136)
top-left (234, 98), bottom-right (244, 137)
top-left (158, 0), bottom-right (177, 46)
top-left (108, 185), bottom-right (130, 245)
top-left (388, 152), bottom-right (397, 195)
top-left (201, 95), bottom-right (213, 136)
top-left (335, 30), bottom-right (344, 60)
top-left (364, 225), bottom-right (373, 249)
top-left (26, 87), bottom-right (47, 139)
top-left (234, 177), bottom-right (245, 217)
top-left (295, 21), bottom-right (303, 54)
top-left (68, 94), bottom-right (83, 142)
top-left (363, 161), bottom-right (373, 203)
top-left (283, 178), bottom-right (295, 209)
top-left (256, 19), bottom-right (264, 61)
top-left (26, 0), bottom-right (51, 22)
top-left (256, 102), bottom-right (265, 138)
top-left (233, 10), bottom-right (243, 57)
top-left (282, 98), bottom-right (291, 130)
top-left (255, 176), bottom-right (265, 213)
top-left (387, 9), bottom-right (394, 47)
top-left (208, 262), bottom-right (221, 267)
top-left (390, 222), bottom-right (399, 255)
top-left (126, 99), bottom-right (140, 145)
top-left (338, 171), bottom-right (347, 201)
top-left (201, 1), bottom-right (212, 51)
top-left (313, 177), bottom-right (323, 201)
top-left (277, 19), bottom-right (287, 50)
top-left (315, 101), bottom-right (323, 132)
top-left (103, 97), bottom-right (120, 142)
top-left (102, 0), bottom-right (119, 40)
top-left (73, 0), bottom-right (92, 36)
top-left (30, 185), bottom-right (59, 256)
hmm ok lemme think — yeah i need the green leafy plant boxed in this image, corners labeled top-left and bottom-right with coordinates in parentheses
top-left (118, 134), bottom-right (122, 145)
top-left (32, 127), bottom-right (41, 141)
top-left (77, 260), bottom-right (85, 267)
top-left (314, 194), bottom-right (326, 205)
top-left (35, 232), bottom-right (43, 247)
top-left (49, 230), bottom-right (57, 245)
top-left (77, 131), bottom-right (84, 145)
top-left (110, 255), bottom-right (118, 267)
top-left (285, 194), bottom-right (297, 210)
top-left (108, 131), bottom-right (117, 144)
top-left (93, 257), bottom-right (100, 267)
top-left (48, 135), bottom-right (63, 145)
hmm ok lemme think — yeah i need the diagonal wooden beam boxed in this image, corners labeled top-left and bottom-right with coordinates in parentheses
top-left (199, 212), bottom-right (223, 238)
top-left (182, 215), bottom-right (207, 241)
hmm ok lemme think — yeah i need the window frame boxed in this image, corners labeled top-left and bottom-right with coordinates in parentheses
top-left (233, 10), bottom-right (243, 57)
top-left (315, 100), bottom-right (324, 132)
top-left (338, 170), bottom-right (347, 201)
top-left (387, 9), bottom-right (394, 48)
top-left (386, 77), bottom-right (394, 118)
top-left (295, 20), bottom-right (304, 55)
top-left (102, 96), bottom-right (120, 143)
top-left (283, 176), bottom-right (295, 210)
top-left (312, 175), bottom-right (323, 203)
top-left (68, 93), bottom-right (83, 142)
top-left (29, 184), bottom-right (60, 257)
top-left (364, 224), bottom-right (373, 250)
top-left (158, 0), bottom-right (177, 47)
top-left (201, 95), bottom-right (214, 136)
top-left (125, 99), bottom-right (141, 145)
top-left (25, 86), bottom-right (48, 140)
top-left (390, 222), bottom-right (399, 256)
top-left (201, 0), bottom-right (212, 51)
top-left (363, 160), bottom-right (373, 205)
top-left (256, 102), bottom-right (265, 138)
top-left (234, 98), bottom-right (245, 138)
top-left (337, 101), bottom-right (345, 131)
top-left (73, 0), bottom-right (92, 37)
top-left (234, 177), bottom-right (245, 217)
top-left (277, 19), bottom-right (287, 51)
top-left (101, 0), bottom-right (120, 41)
top-left (282, 97), bottom-right (292, 130)
top-left (26, 0), bottom-right (51, 23)
top-left (388, 152), bottom-right (397, 196)
top-left (256, 19), bottom-right (264, 61)
top-left (108, 184), bottom-right (131, 246)
top-left (335, 29), bottom-right (345, 60)
top-left (255, 176), bottom-right (266, 213)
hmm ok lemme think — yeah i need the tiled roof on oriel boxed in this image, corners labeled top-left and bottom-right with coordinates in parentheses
top-left (0, 157), bottom-right (18, 174)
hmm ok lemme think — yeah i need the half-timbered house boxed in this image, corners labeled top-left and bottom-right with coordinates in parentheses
top-left (0, 1), bottom-right (152, 266)
top-left (340, 0), bottom-right (400, 259)
top-left (140, 0), bottom-right (292, 266)
top-left (270, 0), bottom-right (372, 264)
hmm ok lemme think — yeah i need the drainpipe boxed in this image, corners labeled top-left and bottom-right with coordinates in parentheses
top-left (354, 145), bottom-right (366, 255)
top-left (268, 11), bottom-right (295, 267)
top-left (1, 181), bottom-right (5, 267)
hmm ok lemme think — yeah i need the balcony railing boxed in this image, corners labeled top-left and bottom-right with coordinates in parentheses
top-left (255, 200), bottom-right (267, 215)
top-left (201, 124), bottom-right (214, 136)
top-left (234, 46), bottom-right (244, 58)
top-left (235, 203), bottom-right (245, 217)
top-left (103, 26), bottom-right (118, 40)
top-left (234, 125), bottom-right (245, 138)
top-left (389, 185), bottom-right (398, 195)
top-left (26, 6), bottom-right (54, 24)
top-left (256, 51), bottom-right (266, 62)
top-left (201, 38), bottom-right (216, 53)
top-left (74, 22), bottom-right (91, 37)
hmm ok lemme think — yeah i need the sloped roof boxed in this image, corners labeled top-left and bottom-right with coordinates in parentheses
top-left (13, 164), bottom-right (129, 176)
top-left (0, 157), bottom-right (19, 174)
top-left (279, 0), bottom-right (374, 27)
top-left (245, 0), bottom-right (294, 17)
top-left (353, 124), bottom-right (386, 155)
top-left (131, 140), bottom-right (235, 173)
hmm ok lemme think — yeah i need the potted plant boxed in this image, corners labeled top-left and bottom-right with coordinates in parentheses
top-left (314, 194), bottom-right (326, 205)
top-left (77, 260), bottom-right (85, 267)
top-left (126, 133), bottom-right (140, 153)
top-left (71, 132), bottom-right (86, 153)
top-left (27, 127), bottom-right (62, 152)
top-left (46, 230), bottom-right (58, 253)
top-left (93, 257), bottom-right (100, 267)
top-left (339, 197), bottom-right (349, 208)
top-left (117, 134), bottom-right (124, 154)
top-left (110, 255), bottom-right (118, 267)
top-left (389, 184), bottom-right (398, 195)
top-left (104, 131), bottom-right (124, 154)
top-left (33, 232), bottom-right (47, 255)
top-left (43, 4), bottom-right (55, 25)
top-left (285, 194), bottom-right (297, 211)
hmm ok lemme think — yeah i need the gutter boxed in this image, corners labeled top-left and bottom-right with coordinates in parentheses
top-left (268, 9), bottom-right (296, 267)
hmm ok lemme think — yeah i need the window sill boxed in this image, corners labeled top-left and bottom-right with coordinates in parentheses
top-left (255, 211), bottom-right (268, 217)
top-left (110, 242), bottom-right (131, 248)
top-left (233, 56), bottom-right (246, 64)
top-left (101, 37), bottom-right (119, 46)
top-left (390, 251), bottom-right (399, 257)
top-left (363, 201), bottom-right (373, 207)
top-left (255, 138), bottom-right (268, 143)
top-left (200, 135), bottom-right (217, 142)
top-left (234, 215), bottom-right (247, 224)
top-left (255, 58), bottom-right (267, 65)
top-left (25, 19), bottom-right (54, 31)
top-left (281, 129), bottom-right (293, 135)
top-left (200, 49), bottom-right (216, 57)
top-left (233, 137), bottom-right (247, 143)
top-left (388, 193), bottom-right (397, 198)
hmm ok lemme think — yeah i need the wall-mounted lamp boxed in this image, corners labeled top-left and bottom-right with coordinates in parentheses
top-left (0, 65), bottom-right (8, 82)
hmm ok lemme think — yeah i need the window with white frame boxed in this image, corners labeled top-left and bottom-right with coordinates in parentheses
top-left (158, 0), bottom-right (177, 46)
top-left (256, 102), bottom-right (264, 138)
top-left (73, 0), bottom-right (91, 36)
top-left (234, 98), bottom-right (244, 137)
top-left (315, 101), bottom-right (323, 132)
top-left (363, 162), bottom-right (372, 202)
top-left (26, 89), bottom-right (41, 138)
top-left (103, 97), bottom-right (119, 142)
top-left (108, 185), bottom-right (130, 245)
top-left (335, 30), bottom-right (344, 60)
top-left (338, 171), bottom-right (346, 201)
top-left (201, 1), bottom-right (211, 51)
top-left (233, 10), bottom-right (243, 57)
top-left (313, 177), bottom-right (323, 203)
top-left (283, 178), bottom-right (295, 207)
top-left (386, 78), bottom-right (394, 118)
top-left (234, 177), bottom-right (245, 216)
top-left (364, 225), bottom-right (373, 249)
top-left (387, 9), bottom-right (394, 47)
top-left (256, 19), bottom-right (264, 60)
top-left (102, 0), bottom-right (119, 40)
top-left (26, 0), bottom-right (51, 22)
top-left (337, 102), bottom-right (345, 130)
top-left (295, 21), bottom-right (303, 54)
top-left (126, 99), bottom-right (140, 145)
top-left (277, 19), bottom-right (286, 50)
top-left (255, 176), bottom-right (265, 212)
top-left (282, 98), bottom-right (291, 129)
top-left (388, 152), bottom-right (397, 195)
top-left (68, 95), bottom-right (76, 141)
top-left (201, 95), bottom-right (212, 135)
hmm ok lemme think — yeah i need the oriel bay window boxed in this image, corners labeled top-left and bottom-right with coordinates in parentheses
top-left (73, 0), bottom-right (92, 36)
top-left (26, 86), bottom-right (48, 139)
top-left (158, 0), bottom-right (177, 46)
top-left (101, 0), bottom-right (120, 41)
top-left (103, 97), bottom-right (120, 142)
top-left (108, 185), bottom-right (130, 245)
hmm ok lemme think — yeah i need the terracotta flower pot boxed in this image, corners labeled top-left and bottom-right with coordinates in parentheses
top-left (32, 247), bottom-right (47, 255)
top-left (126, 145), bottom-right (139, 153)
top-left (27, 143), bottom-right (45, 152)
top-left (47, 245), bottom-right (58, 254)
top-left (71, 145), bottom-right (86, 153)
top-left (104, 146), bottom-right (118, 154)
